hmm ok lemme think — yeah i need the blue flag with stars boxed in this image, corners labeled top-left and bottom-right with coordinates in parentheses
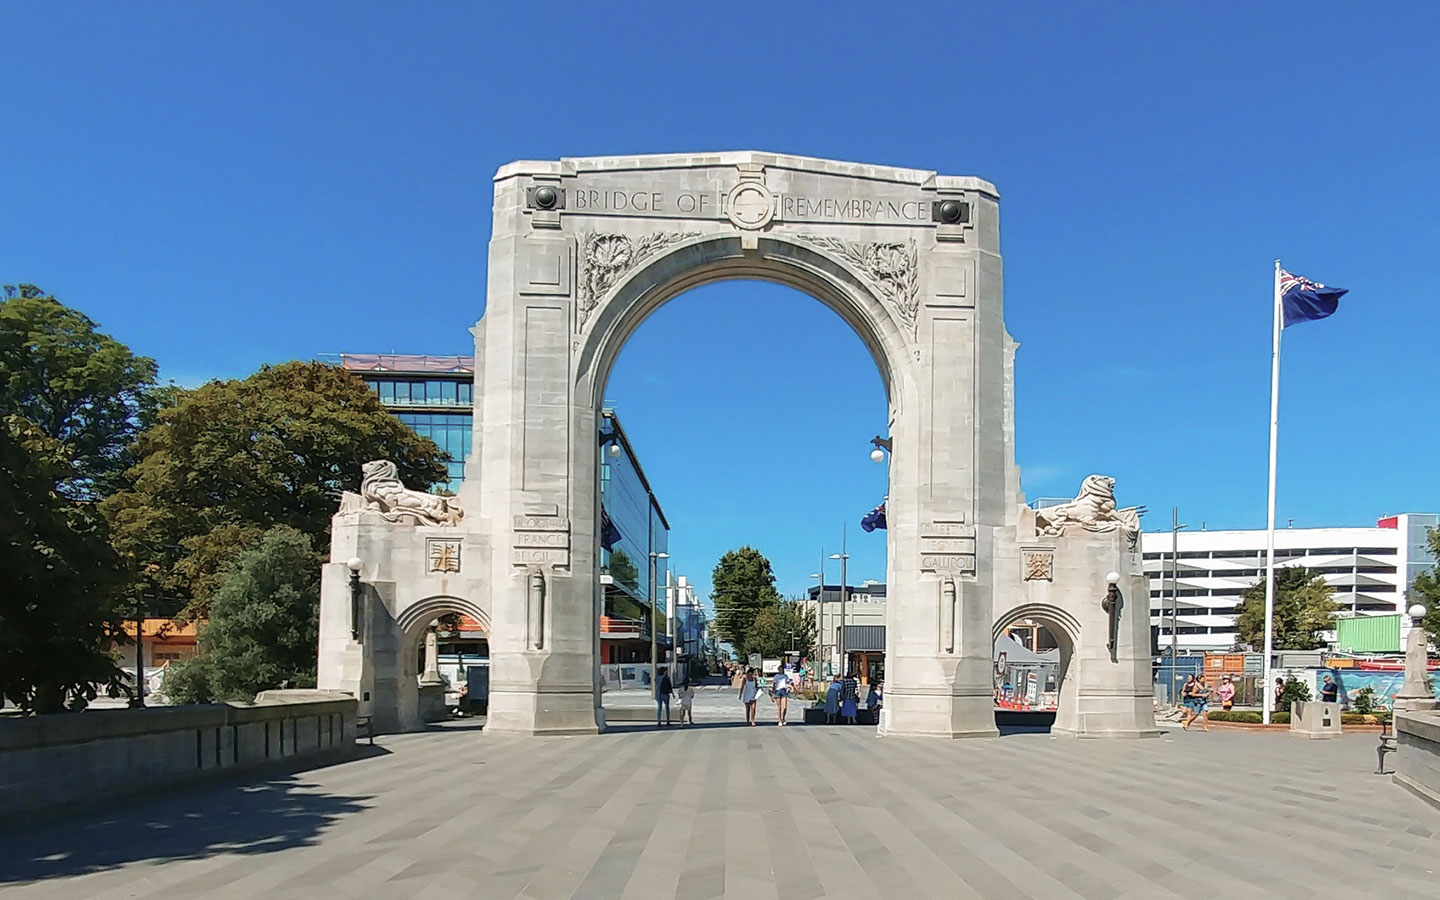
top-left (1280, 268), bottom-right (1347, 328)
top-left (860, 501), bottom-right (887, 533)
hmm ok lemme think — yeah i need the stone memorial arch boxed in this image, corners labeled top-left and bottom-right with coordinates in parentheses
top-left (318, 152), bottom-right (1156, 739)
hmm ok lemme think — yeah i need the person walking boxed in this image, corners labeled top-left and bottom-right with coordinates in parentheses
top-left (1274, 677), bottom-right (1285, 714)
top-left (1183, 674), bottom-right (1211, 731)
top-left (840, 671), bottom-right (859, 725)
top-left (655, 666), bottom-right (674, 728)
top-left (824, 673), bottom-right (841, 724)
top-left (1178, 674), bottom-right (1195, 711)
top-left (677, 679), bottom-right (695, 726)
top-left (771, 665), bottom-right (794, 726)
top-left (1216, 675), bottom-right (1236, 712)
top-left (739, 667), bottom-right (760, 726)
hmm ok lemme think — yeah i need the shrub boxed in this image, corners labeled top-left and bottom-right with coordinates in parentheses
top-left (1353, 686), bottom-right (1375, 716)
top-left (1207, 710), bottom-right (1262, 723)
top-left (1204, 710), bottom-right (1290, 724)
top-left (1279, 676), bottom-right (1312, 709)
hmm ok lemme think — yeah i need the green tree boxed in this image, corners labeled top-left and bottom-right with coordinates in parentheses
top-left (746, 606), bottom-right (787, 657)
top-left (710, 546), bottom-right (782, 651)
top-left (1234, 566), bottom-right (1339, 651)
top-left (607, 548), bottom-right (639, 590)
top-left (1409, 526), bottom-right (1440, 649)
top-left (162, 527), bottom-right (323, 704)
top-left (103, 361), bottom-right (448, 618)
top-left (0, 286), bottom-right (162, 500)
top-left (0, 416), bottom-right (128, 712)
top-left (743, 598), bottom-right (816, 658)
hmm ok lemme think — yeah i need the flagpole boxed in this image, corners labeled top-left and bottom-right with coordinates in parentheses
top-left (1262, 259), bottom-right (1282, 725)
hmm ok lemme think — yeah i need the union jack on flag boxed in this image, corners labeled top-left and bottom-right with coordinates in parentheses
top-left (1280, 268), bottom-right (1348, 328)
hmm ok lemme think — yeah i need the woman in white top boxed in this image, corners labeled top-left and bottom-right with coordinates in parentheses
top-left (739, 668), bottom-right (760, 726)
top-left (771, 667), bottom-right (792, 726)
top-left (677, 680), bottom-right (696, 726)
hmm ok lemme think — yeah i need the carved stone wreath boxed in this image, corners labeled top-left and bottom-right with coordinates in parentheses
top-left (798, 236), bottom-right (920, 331)
top-left (577, 231), bottom-right (700, 328)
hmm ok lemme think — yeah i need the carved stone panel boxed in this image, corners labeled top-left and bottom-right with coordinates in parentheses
top-left (512, 515), bottom-right (570, 568)
top-left (427, 539), bottom-right (462, 574)
top-left (576, 231), bottom-right (701, 328)
top-left (920, 554), bottom-right (976, 573)
top-left (798, 235), bottom-right (920, 332)
top-left (1022, 550), bottom-right (1054, 582)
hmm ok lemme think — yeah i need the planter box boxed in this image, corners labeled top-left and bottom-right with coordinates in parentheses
top-left (801, 707), bottom-right (875, 725)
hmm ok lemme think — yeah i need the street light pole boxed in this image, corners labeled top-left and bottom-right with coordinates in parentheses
top-left (1169, 508), bottom-right (1187, 706)
top-left (831, 525), bottom-right (850, 677)
top-left (648, 551), bottom-right (668, 694)
top-left (129, 595), bottom-right (146, 708)
top-left (811, 550), bottom-right (824, 676)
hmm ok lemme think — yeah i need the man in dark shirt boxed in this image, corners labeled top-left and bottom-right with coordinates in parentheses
top-left (1319, 674), bottom-right (1340, 704)
top-left (656, 667), bottom-right (674, 727)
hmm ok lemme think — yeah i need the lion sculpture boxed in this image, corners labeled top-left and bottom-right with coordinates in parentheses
top-left (359, 459), bottom-right (463, 527)
top-left (1033, 474), bottom-right (1140, 536)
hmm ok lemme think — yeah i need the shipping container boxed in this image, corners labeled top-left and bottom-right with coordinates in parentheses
top-left (1334, 614), bottom-right (1402, 653)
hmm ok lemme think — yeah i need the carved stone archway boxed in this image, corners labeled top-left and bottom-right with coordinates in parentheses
top-left (317, 152), bottom-right (1156, 739)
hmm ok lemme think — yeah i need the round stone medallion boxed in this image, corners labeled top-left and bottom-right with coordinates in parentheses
top-left (724, 182), bottom-right (775, 230)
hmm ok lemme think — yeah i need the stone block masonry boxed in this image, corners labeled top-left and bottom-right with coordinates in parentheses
top-left (0, 691), bottom-right (357, 822)
top-left (1395, 709), bottom-right (1440, 810)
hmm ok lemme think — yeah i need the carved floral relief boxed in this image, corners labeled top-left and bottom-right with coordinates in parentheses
top-left (798, 236), bottom-right (920, 331)
top-left (577, 231), bottom-right (701, 328)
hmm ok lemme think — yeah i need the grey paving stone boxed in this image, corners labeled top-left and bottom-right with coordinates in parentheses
top-left (2, 722), bottom-right (1438, 899)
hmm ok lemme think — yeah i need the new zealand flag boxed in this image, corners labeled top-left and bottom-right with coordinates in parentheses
top-left (860, 501), bottom-right (887, 533)
top-left (1281, 269), bottom-right (1348, 328)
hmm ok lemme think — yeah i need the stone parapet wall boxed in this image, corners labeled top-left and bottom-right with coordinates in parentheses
top-left (1394, 709), bottom-right (1440, 810)
top-left (0, 692), bottom-right (358, 821)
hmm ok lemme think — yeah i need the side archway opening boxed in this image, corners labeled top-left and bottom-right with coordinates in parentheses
top-left (993, 604), bottom-right (1081, 734)
top-left (398, 595), bottom-right (491, 720)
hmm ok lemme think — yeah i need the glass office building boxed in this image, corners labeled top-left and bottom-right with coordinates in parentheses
top-left (598, 410), bottom-right (671, 665)
top-left (340, 354), bottom-right (474, 488)
top-left (339, 355), bottom-right (674, 671)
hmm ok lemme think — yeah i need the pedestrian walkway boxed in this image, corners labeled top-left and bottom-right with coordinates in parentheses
top-left (2, 723), bottom-right (1436, 898)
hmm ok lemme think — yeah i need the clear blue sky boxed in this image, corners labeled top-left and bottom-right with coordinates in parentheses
top-left (4, 3), bottom-right (1437, 607)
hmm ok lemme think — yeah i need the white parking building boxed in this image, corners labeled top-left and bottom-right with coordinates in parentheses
top-left (1143, 513), bottom-right (1438, 652)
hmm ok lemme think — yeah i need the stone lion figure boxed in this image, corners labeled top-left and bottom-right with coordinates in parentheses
top-left (359, 460), bottom-right (463, 527)
top-left (1033, 474), bottom-right (1140, 536)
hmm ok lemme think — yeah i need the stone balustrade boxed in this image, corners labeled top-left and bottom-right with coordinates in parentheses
top-left (0, 690), bottom-right (358, 821)
top-left (1394, 709), bottom-right (1440, 810)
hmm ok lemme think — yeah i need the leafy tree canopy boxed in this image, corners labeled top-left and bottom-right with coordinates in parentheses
top-left (1235, 565), bottom-right (1338, 651)
top-left (0, 286), bottom-right (162, 499)
top-left (162, 526), bottom-right (322, 704)
top-left (744, 598), bottom-right (815, 658)
top-left (607, 548), bottom-right (639, 590)
top-left (0, 416), bottom-right (127, 712)
top-left (102, 361), bottom-right (448, 617)
top-left (710, 546), bottom-right (782, 651)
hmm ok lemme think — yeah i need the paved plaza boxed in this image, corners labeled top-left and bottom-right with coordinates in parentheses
top-left (4, 708), bottom-right (1438, 900)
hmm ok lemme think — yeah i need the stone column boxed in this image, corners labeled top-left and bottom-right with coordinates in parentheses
top-left (1395, 606), bottom-right (1437, 712)
top-left (420, 628), bottom-right (443, 686)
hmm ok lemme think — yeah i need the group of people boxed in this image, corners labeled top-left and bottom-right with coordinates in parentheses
top-left (1177, 673), bottom-right (1236, 731)
top-left (652, 667), bottom-right (695, 727)
top-left (822, 671), bottom-right (881, 724)
top-left (728, 664), bottom-right (882, 726)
